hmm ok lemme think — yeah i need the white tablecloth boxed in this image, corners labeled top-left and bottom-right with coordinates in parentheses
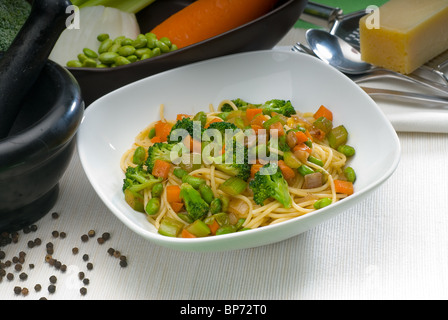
top-left (2, 28), bottom-right (448, 301)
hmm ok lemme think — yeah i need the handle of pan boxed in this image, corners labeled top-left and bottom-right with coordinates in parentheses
top-left (300, 1), bottom-right (342, 29)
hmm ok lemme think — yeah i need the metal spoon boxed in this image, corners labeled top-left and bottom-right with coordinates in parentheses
top-left (305, 29), bottom-right (448, 95)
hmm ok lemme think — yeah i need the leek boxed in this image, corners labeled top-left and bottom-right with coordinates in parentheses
top-left (71, 0), bottom-right (157, 14)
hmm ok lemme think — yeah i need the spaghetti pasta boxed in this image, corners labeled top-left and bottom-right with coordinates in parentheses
top-left (120, 99), bottom-right (356, 238)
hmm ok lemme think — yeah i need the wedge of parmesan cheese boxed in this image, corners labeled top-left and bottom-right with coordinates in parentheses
top-left (359, 0), bottom-right (448, 74)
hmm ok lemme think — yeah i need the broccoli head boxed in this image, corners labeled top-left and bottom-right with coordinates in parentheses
top-left (179, 183), bottom-right (210, 221)
top-left (146, 142), bottom-right (179, 173)
top-left (204, 121), bottom-right (239, 144)
top-left (168, 117), bottom-right (204, 144)
top-left (122, 165), bottom-right (163, 212)
top-left (220, 98), bottom-right (252, 112)
top-left (0, 0), bottom-right (31, 52)
top-left (261, 99), bottom-right (296, 117)
top-left (249, 163), bottom-right (292, 208)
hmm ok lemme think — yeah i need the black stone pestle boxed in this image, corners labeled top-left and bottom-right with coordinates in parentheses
top-left (0, 0), bottom-right (73, 139)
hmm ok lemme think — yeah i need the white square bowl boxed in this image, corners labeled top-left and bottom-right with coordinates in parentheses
top-left (77, 50), bottom-right (400, 252)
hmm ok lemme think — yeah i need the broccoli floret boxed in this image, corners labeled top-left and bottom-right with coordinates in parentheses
top-left (167, 117), bottom-right (203, 144)
top-left (146, 142), bottom-right (178, 173)
top-left (249, 163), bottom-right (292, 208)
top-left (220, 98), bottom-right (257, 112)
top-left (261, 99), bottom-right (296, 117)
top-left (122, 165), bottom-right (163, 212)
top-left (179, 183), bottom-right (210, 221)
top-left (0, 0), bottom-right (31, 52)
top-left (204, 121), bottom-right (239, 143)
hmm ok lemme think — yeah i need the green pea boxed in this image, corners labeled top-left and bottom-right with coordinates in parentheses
top-left (337, 145), bottom-right (356, 157)
top-left (132, 146), bottom-right (146, 165)
top-left (314, 197), bottom-right (332, 209)
top-left (99, 52), bottom-right (119, 64)
top-left (108, 43), bottom-right (121, 53)
top-left (156, 40), bottom-right (170, 53)
top-left (151, 183), bottom-right (163, 198)
top-left (145, 198), bottom-right (161, 216)
top-left (152, 47), bottom-right (161, 57)
top-left (66, 60), bottom-right (83, 68)
top-left (344, 167), bottom-right (356, 183)
top-left (127, 55), bottom-right (138, 63)
top-left (98, 38), bottom-right (113, 53)
top-left (97, 33), bottom-right (109, 42)
top-left (118, 45), bottom-right (136, 57)
top-left (298, 164), bottom-right (314, 176)
top-left (82, 58), bottom-right (97, 68)
top-left (132, 35), bottom-right (147, 49)
top-left (115, 56), bottom-right (131, 66)
top-left (83, 47), bottom-right (98, 59)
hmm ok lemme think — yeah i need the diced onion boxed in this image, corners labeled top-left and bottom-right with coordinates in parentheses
top-left (49, 6), bottom-right (140, 65)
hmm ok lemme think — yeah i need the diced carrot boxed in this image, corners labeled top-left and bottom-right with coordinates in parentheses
top-left (151, 0), bottom-right (280, 49)
top-left (278, 160), bottom-right (295, 180)
top-left (313, 105), bottom-right (333, 121)
top-left (250, 114), bottom-right (268, 127)
top-left (176, 114), bottom-right (190, 121)
top-left (208, 219), bottom-right (220, 235)
top-left (295, 131), bottom-right (309, 144)
top-left (154, 121), bottom-right (172, 142)
top-left (269, 122), bottom-right (285, 136)
top-left (246, 108), bottom-right (263, 123)
top-left (293, 143), bottom-right (312, 154)
top-left (150, 136), bottom-right (163, 143)
top-left (204, 117), bottom-right (223, 129)
top-left (166, 185), bottom-right (182, 203)
top-left (181, 228), bottom-right (197, 238)
top-left (170, 201), bottom-right (184, 213)
top-left (250, 163), bottom-right (263, 178)
top-left (152, 159), bottom-right (172, 179)
top-left (183, 134), bottom-right (202, 153)
top-left (334, 179), bottom-right (354, 195)
top-left (250, 124), bottom-right (264, 135)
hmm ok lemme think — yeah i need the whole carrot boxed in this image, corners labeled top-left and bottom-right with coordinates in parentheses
top-left (150, 0), bottom-right (280, 49)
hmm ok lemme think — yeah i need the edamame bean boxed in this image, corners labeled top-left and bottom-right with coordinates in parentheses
top-left (121, 38), bottom-right (133, 46)
top-left (108, 43), bottom-right (121, 53)
top-left (156, 40), bottom-right (170, 53)
top-left (199, 184), bottom-right (214, 204)
top-left (148, 127), bottom-right (156, 139)
top-left (314, 197), bottom-right (332, 209)
top-left (152, 47), bottom-right (161, 57)
top-left (344, 167), bottom-right (356, 182)
top-left (140, 53), bottom-right (151, 60)
top-left (77, 53), bottom-right (88, 63)
top-left (151, 183), bottom-right (163, 198)
top-left (146, 36), bottom-right (157, 49)
top-left (82, 58), bottom-right (97, 68)
top-left (209, 198), bottom-right (222, 214)
top-left (159, 37), bottom-right (172, 48)
top-left (98, 38), bottom-right (113, 53)
top-left (113, 35), bottom-right (125, 45)
top-left (115, 56), bottom-right (131, 66)
top-left (67, 60), bottom-right (83, 68)
top-left (135, 48), bottom-right (151, 58)
top-left (99, 52), bottom-right (119, 64)
top-left (118, 45), bottom-right (136, 57)
top-left (83, 48), bottom-right (98, 59)
top-left (145, 198), bottom-right (160, 215)
top-left (132, 146), bottom-right (146, 165)
top-left (127, 55), bottom-right (138, 63)
top-left (132, 34), bottom-right (147, 48)
top-left (97, 33), bottom-right (109, 42)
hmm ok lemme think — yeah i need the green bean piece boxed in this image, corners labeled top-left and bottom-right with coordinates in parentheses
top-left (67, 60), bottom-right (83, 68)
top-left (158, 217), bottom-right (184, 237)
top-left (185, 220), bottom-right (211, 237)
top-left (132, 146), bottom-right (146, 165)
top-left (209, 198), bottom-right (222, 214)
top-left (83, 47), bottom-right (98, 59)
top-left (235, 218), bottom-right (246, 230)
top-left (99, 52), bottom-right (119, 65)
top-left (97, 33), bottom-right (109, 42)
top-left (215, 225), bottom-right (237, 235)
top-left (98, 38), bottom-right (113, 54)
top-left (148, 127), bottom-right (156, 139)
top-left (313, 197), bottom-right (332, 209)
top-left (151, 183), bottom-right (163, 198)
top-left (199, 184), bottom-right (214, 204)
top-left (178, 213), bottom-right (194, 224)
top-left (298, 164), bottom-right (314, 176)
top-left (308, 156), bottom-right (324, 167)
top-left (344, 167), bottom-right (356, 183)
top-left (337, 145), bottom-right (356, 157)
top-left (219, 195), bottom-right (230, 212)
top-left (118, 45), bottom-right (136, 57)
top-left (182, 174), bottom-right (206, 189)
top-left (82, 58), bottom-right (97, 68)
top-left (173, 167), bottom-right (188, 179)
top-left (145, 197), bottom-right (161, 216)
